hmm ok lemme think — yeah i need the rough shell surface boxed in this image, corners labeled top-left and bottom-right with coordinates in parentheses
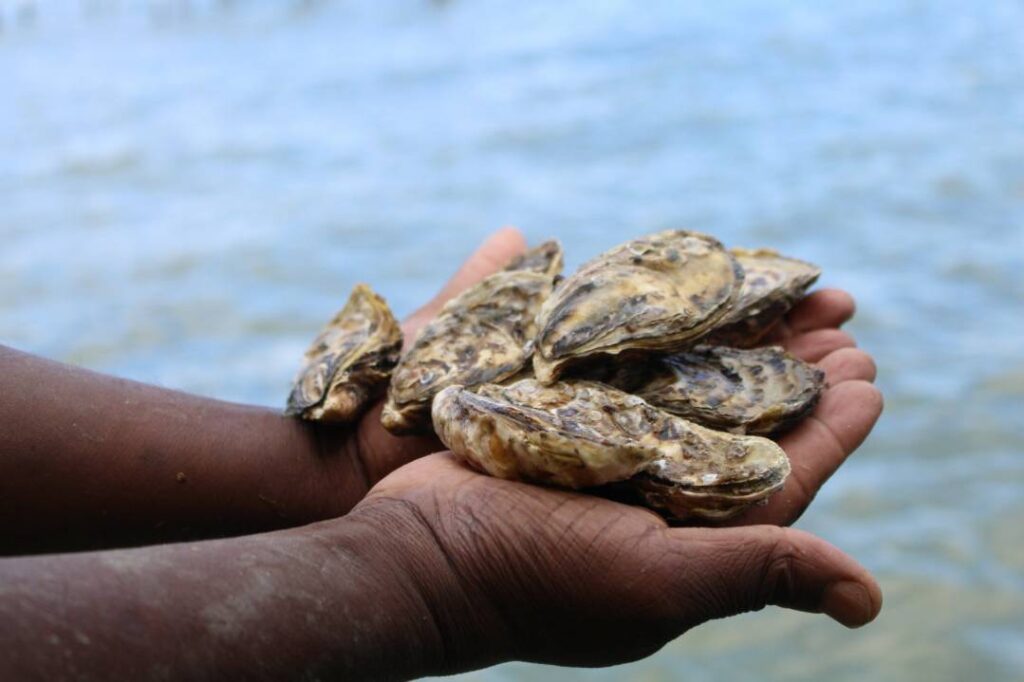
top-left (532, 230), bottom-right (743, 384)
top-left (601, 345), bottom-right (825, 436)
top-left (285, 283), bottom-right (402, 422)
top-left (704, 248), bottom-right (821, 348)
top-left (381, 270), bottom-right (556, 434)
top-left (630, 440), bottom-right (789, 521)
top-left (433, 378), bottom-right (790, 519)
top-left (503, 239), bottom-right (564, 278)
top-left (628, 408), bottom-right (791, 521)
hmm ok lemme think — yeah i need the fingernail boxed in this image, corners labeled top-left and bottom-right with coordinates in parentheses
top-left (820, 581), bottom-right (875, 628)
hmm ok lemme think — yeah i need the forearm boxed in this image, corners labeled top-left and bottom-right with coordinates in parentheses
top-left (0, 517), bottom-right (446, 681)
top-left (0, 345), bottom-right (366, 554)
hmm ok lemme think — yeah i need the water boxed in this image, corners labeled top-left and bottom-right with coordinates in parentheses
top-left (2, 1), bottom-right (1023, 679)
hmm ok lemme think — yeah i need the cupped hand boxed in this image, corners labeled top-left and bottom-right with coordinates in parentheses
top-left (328, 228), bottom-right (882, 525)
top-left (347, 450), bottom-right (882, 673)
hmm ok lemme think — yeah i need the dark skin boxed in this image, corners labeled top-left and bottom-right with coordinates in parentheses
top-left (0, 228), bottom-right (884, 680)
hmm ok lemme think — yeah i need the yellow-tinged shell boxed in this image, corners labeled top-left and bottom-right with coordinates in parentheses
top-left (630, 448), bottom-right (790, 521)
top-left (704, 248), bottom-right (821, 347)
top-left (599, 345), bottom-right (826, 436)
top-left (432, 380), bottom-right (665, 488)
top-left (532, 230), bottom-right (743, 384)
top-left (432, 379), bottom-right (791, 521)
top-left (381, 270), bottom-right (557, 435)
top-left (503, 239), bottom-right (564, 278)
top-left (285, 283), bottom-right (402, 422)
top-left (629, 420), bottom-right (790, 521)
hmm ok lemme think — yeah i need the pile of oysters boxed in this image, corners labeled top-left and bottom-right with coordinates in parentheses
top-left (285, 231), bottom-right (825, 521)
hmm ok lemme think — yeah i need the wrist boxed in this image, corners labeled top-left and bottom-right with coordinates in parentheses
top-left (250, 414), bottom-right (371, 523)
top-left (274, 513), bottom-right (436, 680)
top-left (323, 495), bottom-right (511, 676)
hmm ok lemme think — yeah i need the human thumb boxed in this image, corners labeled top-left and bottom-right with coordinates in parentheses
top-left (661, 525), bottom-right (882, 629)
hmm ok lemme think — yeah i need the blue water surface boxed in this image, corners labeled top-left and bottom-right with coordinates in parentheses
top-left (2, 2), bottom-right (1023, 680)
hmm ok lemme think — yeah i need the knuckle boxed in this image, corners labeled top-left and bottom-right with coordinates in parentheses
top-left (826, 328), bottom-right (857, 347)
top-left (835, 289), bottom-right (857, 316)
top-left (864, 382), bottom-right (885, 414)
top-left (839, 379), bottom-right (884, 417)
top-left (838, 348), bottom-right (877, 381)
top-left (857, 351), bottom-right (878, 381)
top-left (756, 528), bottom-right (807, 609)
top-left (781, 468), bottom-right (815, 524)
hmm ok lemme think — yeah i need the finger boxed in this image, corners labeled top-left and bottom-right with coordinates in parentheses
top-left (728, 380), bottom-right (884, 526)
top-left (351, 402), bottom-right (444, 489)
top-left (403, 227), bottom-right (528, 338)
top-left (782, 328), bottom-right (856, 363)
top-left (763, 289), bottom-right (856, 344)
top-left (787, 289), bottom-right (856, 333)
top-left (657, 525), bottom-right (882, 628)
top-left (816, 347), bottom-right (877, 385)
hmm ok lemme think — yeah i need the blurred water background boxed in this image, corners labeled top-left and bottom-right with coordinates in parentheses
top-left (2, 1), bottom-right (1023, 679)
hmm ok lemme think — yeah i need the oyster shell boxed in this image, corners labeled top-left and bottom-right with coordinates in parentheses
top-left (704, 248), bottom-right (821, 347)
top-left (600, 345), bottom-right (825, 436)
top-left (381, 270), bottom-right (556, 434)
top-left (503, 239), bottom-right (564, 278)
top-left (630, 427), bottom-right (791, 520)
top-left (433, 380), bottom-right (666, 488)
top-left (433, 379), bottom-right (790, 522)
top-left (532, 230), bottom-right (743, 384)
top-left (285, 283), bottom-right (402, 422)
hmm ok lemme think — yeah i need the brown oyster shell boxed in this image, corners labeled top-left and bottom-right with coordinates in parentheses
top-left (285, 283), bottom-right (402, 422)
top-left (503, 239), bottom-right (564, 278)
top-left (532, 230), bottom-right (743, 384)
top-left (704, 248), bottom-right (821, 347)
top-left (599, 345), bottom-right (825, 436)
top-left (630, 434), bottom-right (790, 521)
top-left (433, 379), bottom-right (790, 522)
top-left (381, 270), bottom-right (556, 435)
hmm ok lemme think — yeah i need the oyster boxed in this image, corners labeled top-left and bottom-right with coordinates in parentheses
top-left (630, 424), bottom-right (790, 520)
top-left (285, 283), bottom-right (402, 422)
top-left (704, 248), bottom-right (821, 347)
top-left (381, 270), bottom-right (557, 434)
top-left (503, 239), bottom-right (564, 278)
top-left (433, 380), bottom-right (663, 488)
top-left (532, 230), bottom-right (743, 384)
top-left (432, 379), bottom-right (791, 521)
top-left (600, 345), bottom-right (825, 436)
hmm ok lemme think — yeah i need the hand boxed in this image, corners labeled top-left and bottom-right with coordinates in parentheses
top-left (347, 448), bottom-right (882, 673)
